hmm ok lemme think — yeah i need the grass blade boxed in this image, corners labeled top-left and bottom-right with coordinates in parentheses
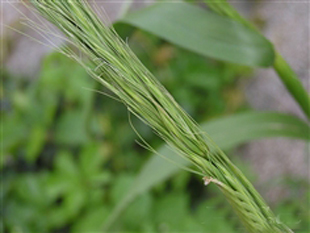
top-left (118, 2), bottom-right (275, 67)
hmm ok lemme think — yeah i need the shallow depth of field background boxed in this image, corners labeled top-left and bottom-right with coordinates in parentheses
top-left (2, 1), bottom-right (309, 232)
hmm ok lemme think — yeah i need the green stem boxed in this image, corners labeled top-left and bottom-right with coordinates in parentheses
top-left (273, 53), bottom-right (310, 118)
top-left (205, 0), bottom-right (310, 119)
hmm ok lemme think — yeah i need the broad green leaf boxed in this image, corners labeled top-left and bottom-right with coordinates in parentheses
top-left (104, 111), bottom-right (309, 229)
top-left (118, 2), bottom-right (275, 67)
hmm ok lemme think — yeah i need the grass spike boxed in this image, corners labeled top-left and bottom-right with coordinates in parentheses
top-left (28, 1), bottom-right (293, 232)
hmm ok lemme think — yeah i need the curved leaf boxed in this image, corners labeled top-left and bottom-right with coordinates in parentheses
top-left (203, 112), bottom-right (310, 150)
top-left (103, 111), bottom-right (309, 229)
top-left (118, 2), bottom-right (275, 67)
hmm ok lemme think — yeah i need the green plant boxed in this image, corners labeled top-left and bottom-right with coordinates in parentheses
top-left (18, 0), bottom-right (307, 232)
top-left (4, 0), bottom-right (309, 232)
top-left (2, 48), bottom-right (244, 233)
top-left (5, 47), bottom-right (309, 232)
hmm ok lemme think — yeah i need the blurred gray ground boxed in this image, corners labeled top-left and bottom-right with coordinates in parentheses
top-left (2, 0), bottom-right (309, 201)
top-left (232, 1), bottom-right (310, 202)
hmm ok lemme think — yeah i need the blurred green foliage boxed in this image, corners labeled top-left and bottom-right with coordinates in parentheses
top-left (2, 27), bottom-right (309, 233)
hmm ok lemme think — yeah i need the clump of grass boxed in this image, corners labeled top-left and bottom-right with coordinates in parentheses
top-left (28, 1), bottom-right (293, 232)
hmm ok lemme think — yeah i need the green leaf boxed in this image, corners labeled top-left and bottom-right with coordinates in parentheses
top-left (153, 192), bottom-right (189, 229)
top-left (15, 174), bottom-right (49, 207)
top-left (2, 115), bottom-right (27, 158)
top-left (122, 193), bottom-right (153, 230)
top-left (118, 2), bottom-right (275, 67)
top-left (71, 206), bottom-right (109, 233)
top-left (195, 199), bottom-right (238, 232)
top-left (78, 143), bottom-right (105, 176)
top-left (25, 125), bottom-right (46, 162)
top-left (103, 111), bottom-right (309, 229)
top-left (55, 151), bottom-right (79, 177)
top-left (203, 111), bottom-right (310, 150)
top-left (54, 109), bottom-right (89, 145)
